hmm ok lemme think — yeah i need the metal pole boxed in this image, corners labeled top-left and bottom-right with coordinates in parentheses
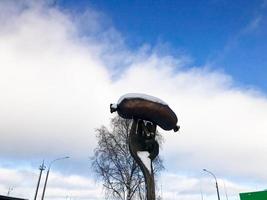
top-left (215, 181), bottom-right (220, 200)
top-left (203, 169), bottom-right (220, 200)
top-left (41, 168), bottom-right (50, 200)
top-left (41, 156), bottom-right (69, 200)
top-left (34, 161), bottom-right (46, 200)
top-left (200, 184), bottom-right (204, 200)
top-left (7, 187), bottom-right (13, 196)
top-left (223, 181), bottom-right (229, 200)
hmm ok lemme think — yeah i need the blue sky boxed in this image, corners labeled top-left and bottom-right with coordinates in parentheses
top-left (57, 0), bottom-right (267, 92)
top-left (1, 1), bottom-right (267, 200)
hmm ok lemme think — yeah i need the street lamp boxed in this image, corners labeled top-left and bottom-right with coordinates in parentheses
top-left (41, 156), bottom-right (70, 200)
top-left (203, 168), bottom-right (220, 200)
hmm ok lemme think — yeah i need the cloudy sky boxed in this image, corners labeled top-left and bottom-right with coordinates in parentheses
top-left (1, 0), bottom-right (267, 200)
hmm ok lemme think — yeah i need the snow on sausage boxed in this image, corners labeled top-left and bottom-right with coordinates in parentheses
top-left (110, 93), bottom-right (180, 132)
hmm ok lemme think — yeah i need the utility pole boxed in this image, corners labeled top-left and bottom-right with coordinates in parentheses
top-left (34, 161), bottom-right (46, 200)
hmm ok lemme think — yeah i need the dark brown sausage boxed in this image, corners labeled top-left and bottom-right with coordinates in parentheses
top-left (110, 97), bottom-right (179, 132)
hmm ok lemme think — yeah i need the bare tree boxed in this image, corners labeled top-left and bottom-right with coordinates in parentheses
top-left (91, 116), bottom-right (164, 200)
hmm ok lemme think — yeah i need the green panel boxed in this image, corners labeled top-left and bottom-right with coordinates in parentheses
top-left (240, 190), bottom-right (267, 200)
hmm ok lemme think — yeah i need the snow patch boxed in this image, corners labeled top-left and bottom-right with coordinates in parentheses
top-left (110, 103), bottom-right (117, 109)
top-left (137, 151), bottom-right (152, 173)
top-left (118, 93), bottom-right (167, 105)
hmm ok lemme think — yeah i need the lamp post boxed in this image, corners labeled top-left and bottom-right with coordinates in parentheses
top-left (41, 156), bottom-right (69, 200)
top-left (203, 169), bottom-right (220, 200)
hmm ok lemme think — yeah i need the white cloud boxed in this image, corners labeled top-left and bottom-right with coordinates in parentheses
top-left (0, 167), bottom-right (103, 200)
top-left (1, 1), bottom-right (267, 200)
top-left (158, 173), bottom-right (254, 200)
top-left (0, 1), bottom-right (112, 160)
top-left (0, 167), bottom-right (252, 200)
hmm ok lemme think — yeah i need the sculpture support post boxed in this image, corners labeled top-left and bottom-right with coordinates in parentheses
top-left (142, 166), bottom-right (155, 200)
top-left (129, 119), bottom-right (158, 200)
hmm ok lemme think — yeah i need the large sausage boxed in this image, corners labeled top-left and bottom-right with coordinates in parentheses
top-left (110, 93), bottom-right (179, 132)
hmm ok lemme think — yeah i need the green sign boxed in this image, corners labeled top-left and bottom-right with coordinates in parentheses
top-left (240, 190), bottom-right (267, 200)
